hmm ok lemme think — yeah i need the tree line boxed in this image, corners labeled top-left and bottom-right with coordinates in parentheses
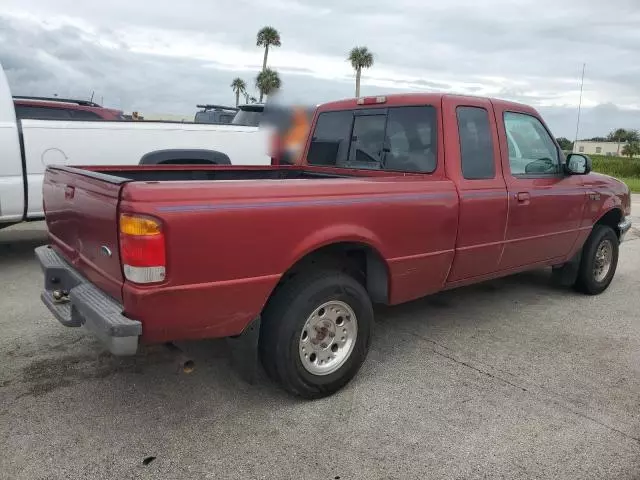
top-left (557, 129), bottom-right (640, 158)
top-left (230, 27), bottom-right (375, 106)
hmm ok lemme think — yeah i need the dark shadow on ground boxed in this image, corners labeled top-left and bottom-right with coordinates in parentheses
top-left (0, 222), bottom-right (48, 266)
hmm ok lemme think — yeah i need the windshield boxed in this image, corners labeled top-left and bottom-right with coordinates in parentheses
top-left (231, 109), bottom-right (263, 126)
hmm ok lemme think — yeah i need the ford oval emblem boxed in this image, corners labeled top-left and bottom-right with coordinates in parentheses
top-left (100, 246), bottom-right (112, 258)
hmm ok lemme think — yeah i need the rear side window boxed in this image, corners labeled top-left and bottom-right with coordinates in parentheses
top-left (194, 111), bottom-right (211, 123)
top-left (383, 106), bottom-right (437, 173)
top-left (307, 111), bottom-right (352, 165)
top-left (348, 114), bottom-right (386, 166)
top-left (70, 110), bottom-right (102, 120)
top-left (232, 109), bottom-right (263, 126)
top-left (307, 106), bottom-right (437, 173)
top-left (456, 106), bottom-right (495, 179)
top-left (15, 105), bottom-right (72, 120)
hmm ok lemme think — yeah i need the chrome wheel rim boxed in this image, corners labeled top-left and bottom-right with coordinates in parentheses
top-left (593, 239), bottom-right (613, 282)
top-left (298, 300), bottom-right (358, 376)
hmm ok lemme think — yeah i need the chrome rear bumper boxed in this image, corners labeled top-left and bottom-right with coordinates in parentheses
top-left (35, 245), bottom-right (141, 355)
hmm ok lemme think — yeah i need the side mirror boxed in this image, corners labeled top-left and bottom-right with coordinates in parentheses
top-left (565, 153), bottom-right (592, 175)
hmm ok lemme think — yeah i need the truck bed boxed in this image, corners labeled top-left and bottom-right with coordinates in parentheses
top-left (42, 163), bottom-right (459, 344)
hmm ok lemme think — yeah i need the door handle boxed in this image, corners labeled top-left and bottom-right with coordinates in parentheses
top-left (516, 192), bottom-right (530, 203)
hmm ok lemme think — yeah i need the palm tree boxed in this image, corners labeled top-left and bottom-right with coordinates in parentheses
top-left (256, 26), bottom-right (281, 72)
top-left (348, 46), bottom-right (374, 97)
top-left (256, 68), bottom-right (281, 102)
top-left (230, 78), bottom-right (247, 107)
top-left (242, 92), bottom-right (259, 104)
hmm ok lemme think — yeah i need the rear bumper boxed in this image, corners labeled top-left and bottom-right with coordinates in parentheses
top-left (619, 217), bottom-right (632, 242)
top-left (35, 245), bottom-right (141, 355)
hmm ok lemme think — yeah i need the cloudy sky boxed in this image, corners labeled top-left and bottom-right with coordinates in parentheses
top-left (0, 0), bottom-right (638, 138)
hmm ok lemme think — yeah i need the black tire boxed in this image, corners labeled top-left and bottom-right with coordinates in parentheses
top-left (259, 269), bottom-right (374, 399)
top-left (574, 225), bottom-right (619, 295)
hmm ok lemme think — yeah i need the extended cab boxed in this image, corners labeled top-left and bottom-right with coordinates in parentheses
top-left (36, 93), bottom-right (632, 398)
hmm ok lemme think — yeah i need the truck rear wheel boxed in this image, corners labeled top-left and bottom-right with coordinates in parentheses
top-left (259, 269), bottom-right (373, 399)
top-left (574, 225), bottom-right (619, 295)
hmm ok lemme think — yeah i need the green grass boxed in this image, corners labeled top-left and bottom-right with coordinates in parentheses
top-left (617, 177), bottom-right (640, 193)
top-left (590, 155), bottom-right (640, 177)
top-left (587, 155), bottom-right (640, 192)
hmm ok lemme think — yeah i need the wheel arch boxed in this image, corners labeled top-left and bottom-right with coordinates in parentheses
top-left (271, 240), bottom-right (391, 306)
top-left (594, 207), bottom-right (623, 239)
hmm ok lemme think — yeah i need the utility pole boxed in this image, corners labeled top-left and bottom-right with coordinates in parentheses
top-left (573, 63), bottom-right (586, 148)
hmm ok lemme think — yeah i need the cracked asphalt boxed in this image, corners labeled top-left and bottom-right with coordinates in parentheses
top-left (1, 197), bottom-right (639, 479)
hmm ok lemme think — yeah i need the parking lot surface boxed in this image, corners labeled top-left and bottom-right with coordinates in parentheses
top-left (1, 198), bottom-right (639, 479)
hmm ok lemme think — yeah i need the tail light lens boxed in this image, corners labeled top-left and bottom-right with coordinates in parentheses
top-left (119, 213), bottom-right (166, 284)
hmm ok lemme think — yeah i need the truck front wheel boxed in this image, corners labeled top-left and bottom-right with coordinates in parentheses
top-left (574, 225), bottom-right (620, 295)
top-left (259, 269), bottom-right (374, 399)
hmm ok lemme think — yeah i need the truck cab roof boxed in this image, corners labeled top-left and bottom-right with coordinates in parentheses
top-left (318, 92), bottom-right (535, 115)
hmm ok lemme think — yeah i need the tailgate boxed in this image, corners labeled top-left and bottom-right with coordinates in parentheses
top-left (43, 167), bottom-right (127, 302)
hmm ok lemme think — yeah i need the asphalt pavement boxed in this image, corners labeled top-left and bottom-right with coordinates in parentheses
top-left (1, 197), bottom-right (639, 480)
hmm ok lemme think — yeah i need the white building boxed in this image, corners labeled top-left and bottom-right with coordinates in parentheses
top-left (573, 140), bottom-right (626, 157)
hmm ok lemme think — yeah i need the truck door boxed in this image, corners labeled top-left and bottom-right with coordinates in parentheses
top-left (0, 73), bottom-right (25, 223)
top-left (493, 103), bottom-right (586, 269)
top-left (442, 96), bottom-right (508, 282)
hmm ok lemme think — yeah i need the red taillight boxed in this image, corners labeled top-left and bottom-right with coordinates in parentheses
top-left (357, 96), bottom-right (387, 105)
top-left (119, 214), bottom-right (166, 284)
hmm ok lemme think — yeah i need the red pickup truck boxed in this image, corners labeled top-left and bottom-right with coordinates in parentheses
top-left (36, 93), bottom-right (632, 398)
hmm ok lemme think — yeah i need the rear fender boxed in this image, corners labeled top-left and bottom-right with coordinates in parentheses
top-left (258, 224), bottom-right (389, 307)
top-left (286, 224), bottom-right (386, 271)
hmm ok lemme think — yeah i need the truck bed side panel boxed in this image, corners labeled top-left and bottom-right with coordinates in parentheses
top-left (119, 176), bottom-right (459, 343)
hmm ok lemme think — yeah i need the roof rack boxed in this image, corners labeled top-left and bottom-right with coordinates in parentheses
top-left (196, 104), bottom-right (238, 112)
top-left (12, 95), bottom-right (103, 108)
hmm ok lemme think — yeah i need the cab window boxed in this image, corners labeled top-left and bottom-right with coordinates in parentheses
top-left (457, 106), bottom-right (495, 180)
top-left (348, 114), bottom-right (386, 167)
top-left (307, 106), bottom-right (437, 173)
top-left (383, 106), bottom-right (436, 173)
top-left (504, 112), bottom-right (560, 175)
top-left (306, 111), bottom-right (352, 166)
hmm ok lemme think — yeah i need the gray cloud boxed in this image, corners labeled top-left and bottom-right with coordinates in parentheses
top-left (0, 0), bottom-right (639, 139)
top-left (541, 103), bottom-right (640, 141)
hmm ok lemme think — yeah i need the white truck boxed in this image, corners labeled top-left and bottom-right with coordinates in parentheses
top-left (0, 65), bottom-right (271, 227)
